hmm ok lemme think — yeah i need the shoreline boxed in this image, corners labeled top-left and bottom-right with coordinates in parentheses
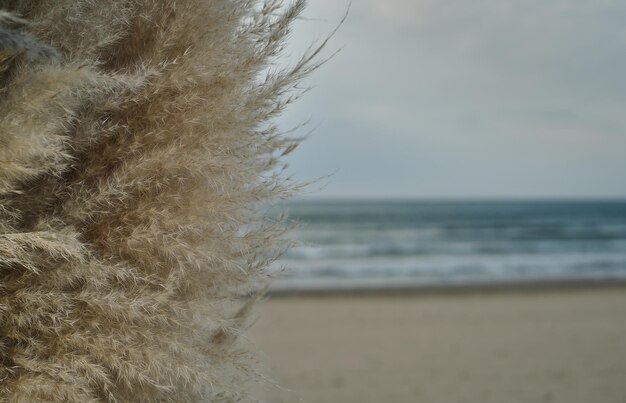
top-left (268, 276), bottom-right (626, 297)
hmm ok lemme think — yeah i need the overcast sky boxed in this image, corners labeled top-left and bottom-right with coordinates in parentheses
top-left (278, 0), bottom-right (626, 199)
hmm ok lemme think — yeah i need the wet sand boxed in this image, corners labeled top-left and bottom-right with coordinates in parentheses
top-left (249, 285), bottom-right (626, 403)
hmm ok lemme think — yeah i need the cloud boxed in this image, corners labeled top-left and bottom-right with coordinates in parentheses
top-left (280, 0), bottom-right (626, 198)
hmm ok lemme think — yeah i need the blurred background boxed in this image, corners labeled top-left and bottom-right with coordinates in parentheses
top-left (250, 1), bottom-right (626, 402)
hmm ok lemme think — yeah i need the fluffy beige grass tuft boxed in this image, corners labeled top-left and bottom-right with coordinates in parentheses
top-left (0, 1), bottom-right (322, 401)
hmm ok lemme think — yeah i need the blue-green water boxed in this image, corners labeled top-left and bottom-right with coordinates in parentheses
top-left (272, 200), bottom-right (626, 289)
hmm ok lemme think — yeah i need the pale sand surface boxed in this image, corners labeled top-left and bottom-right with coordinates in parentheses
top-left (249, 286), bottom-right (626, 403)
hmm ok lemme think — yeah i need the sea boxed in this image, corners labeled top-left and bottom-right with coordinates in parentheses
top-left (270, 200), bottom-right (626, 291)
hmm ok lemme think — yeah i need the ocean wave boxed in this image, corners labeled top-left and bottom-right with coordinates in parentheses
top-left (283, 239), bottom-right (626, 260)
top-left (275, 201), bottom-right (626, 286)
top-left (273, 253), bottom-right (626, 280)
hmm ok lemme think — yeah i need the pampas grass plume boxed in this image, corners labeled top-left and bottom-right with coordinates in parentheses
top-left (0, 1), bottom-right (322, 401)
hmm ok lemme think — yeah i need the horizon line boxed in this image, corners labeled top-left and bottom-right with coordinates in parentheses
top-left (287, 195), bottom-right (626, 203)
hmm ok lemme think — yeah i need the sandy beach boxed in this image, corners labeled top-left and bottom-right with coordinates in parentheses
top-left (249, 285), bottom-right (626, 403)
